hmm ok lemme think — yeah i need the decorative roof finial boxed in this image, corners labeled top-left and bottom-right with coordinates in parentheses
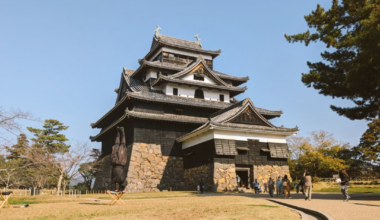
top-left (154, 25), bottom-right (162, 38)
top-left (194, 34), bottom-right (202, 48)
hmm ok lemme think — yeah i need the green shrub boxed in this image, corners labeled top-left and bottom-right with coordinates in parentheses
top-left (312, 176), bottom-right (321, 183)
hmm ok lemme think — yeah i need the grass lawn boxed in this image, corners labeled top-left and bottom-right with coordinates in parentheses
top-left (311, 182), bottom-right (380, 194)
top-left (1, 192), bottom-right (300, 220)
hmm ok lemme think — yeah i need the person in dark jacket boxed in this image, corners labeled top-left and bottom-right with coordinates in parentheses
top-left (111, 127), bottom-right (128, 192)
top-left (339, 169), bottom-right (350, 202)
top-left (200, 180), bottom-right (205, 194)
top-left (268, 177), bottom-right (275, 197)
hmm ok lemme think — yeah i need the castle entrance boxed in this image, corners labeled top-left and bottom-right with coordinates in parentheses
top-left (236, 167), bottom-right (251, 188)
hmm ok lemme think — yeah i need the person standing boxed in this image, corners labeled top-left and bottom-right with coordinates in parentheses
top-left (252, 179), bottom-right (259, 194)
top-left (283, 175), bottom-right (292, 199)
top-left (236, 175), bottom-right (241, 187)
top-left (264, 181), bottom-right (268, 193)
top-left (200, 180), bottom-right (205, 194)
top-left (268, 177), bottom-right (275, 197)
top-left (276, 176), bottom-right (282, 197)
top-left (339, 169), bottom-right (350, 202)
top-left (303, 172), bottom-right (312, 201)
top-left (197, 184), bottom-right (200, 194)
top-left (295, 183), bottom-right (299, 194)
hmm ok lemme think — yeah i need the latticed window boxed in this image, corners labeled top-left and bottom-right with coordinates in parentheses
top-left (194, 74), bottom-right (204, 81)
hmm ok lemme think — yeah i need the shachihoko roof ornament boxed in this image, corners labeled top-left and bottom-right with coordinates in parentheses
top-left (194, 34), bottom-right (202, 48)
top-left (154, 25), bottom-right (162, 39)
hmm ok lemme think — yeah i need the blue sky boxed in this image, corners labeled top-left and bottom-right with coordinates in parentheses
top-left (0, 0), bottom-right (368, 149)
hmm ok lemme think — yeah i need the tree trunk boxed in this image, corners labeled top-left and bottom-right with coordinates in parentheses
top-left (55, 173), bottom-right (63, 196)
top-left (62, 181), bottom-right (68, 195)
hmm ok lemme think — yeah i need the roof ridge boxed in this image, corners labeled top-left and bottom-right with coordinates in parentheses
top-left (159, 34), bottom-right (201, 46)
top-left (209, 98), bottom-right (247, 119)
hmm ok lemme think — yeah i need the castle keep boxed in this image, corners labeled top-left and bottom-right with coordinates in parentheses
top-left (91, 29), bottom-right (298, 192)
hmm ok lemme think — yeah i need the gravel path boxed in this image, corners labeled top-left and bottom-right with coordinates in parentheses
top-left (252, 192), bottom-right (380, 220)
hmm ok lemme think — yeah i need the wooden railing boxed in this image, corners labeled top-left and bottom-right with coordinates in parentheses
top-left (318, 177), bottom-right (380, 182)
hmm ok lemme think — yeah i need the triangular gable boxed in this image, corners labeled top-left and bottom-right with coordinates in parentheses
top-left (227, 106), bottom-right (270, 126)
top-left (211, 98), bottom-right (274, 127)
top-left (169, 56), bottom-right (230, 87)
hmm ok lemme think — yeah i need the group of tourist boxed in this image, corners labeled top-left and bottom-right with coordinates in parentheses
top-left (252, 169), bottom-right (350, 202)
top-left (252, 175), bottom-right (292, 199)
top-left (197, 169), bottom-right (350, 202)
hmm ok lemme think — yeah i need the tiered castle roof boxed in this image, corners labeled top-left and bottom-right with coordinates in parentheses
top-left (91, 31), bottom-right (294, 142)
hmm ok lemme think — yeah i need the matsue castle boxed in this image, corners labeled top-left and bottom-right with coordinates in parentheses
top-left (91, 27), bottom-right (298, 192)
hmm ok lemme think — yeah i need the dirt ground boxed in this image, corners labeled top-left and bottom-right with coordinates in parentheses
top-left (1, 192), bottom-right (300, 220)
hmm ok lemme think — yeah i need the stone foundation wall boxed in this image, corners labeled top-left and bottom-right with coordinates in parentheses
top-left (213, 162), bottom-right (237, 192)
top-left (126, 143), bottom-right (184, 192)
top-left (253, 165), bottom-right (291, 187)
top-left (183, 163), bottom-right (214, 191)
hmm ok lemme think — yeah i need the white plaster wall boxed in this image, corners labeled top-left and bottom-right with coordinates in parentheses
top-left (182, 131), bottom-right (214, 149)
top-left (213, 130), bottom-right (288, 143)
top-left (144, 70), bottom-right (158, 82)
top-left (182, 129), bottom-right (289, 149)
top-left (163, 83), bottom-right (230, 102)
top-left (182, 74), bottom-right (217, 85)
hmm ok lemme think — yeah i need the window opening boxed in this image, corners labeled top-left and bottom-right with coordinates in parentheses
top-left (194, 74), bottom-right (204, 81)
top-left (219, 94), bottom-right (224, 102)
top-left (173, 88), bottom-right (178, 96)
top-left (194, 89), bottom-right (204, 99)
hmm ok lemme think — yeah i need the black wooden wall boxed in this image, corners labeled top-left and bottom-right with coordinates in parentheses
top-left (183, 140), bottom-right (215, 169)
top-left (133, 120), bottom-right (198, 156)
top-left (213, 139), bottom-right (287, 166)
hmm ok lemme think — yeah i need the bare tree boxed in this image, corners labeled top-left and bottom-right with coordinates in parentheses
top-left (53, 142), bottom-right (92, 195)
top-left (0, 107), bottom-right (37, 153)
top-left (287, 136), bottom-right (311, 160)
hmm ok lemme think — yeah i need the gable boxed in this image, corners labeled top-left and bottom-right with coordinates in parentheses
top-left (227, 106), bottom-right (269, 126)
top-left (180, 64), bottom-right (220, 85)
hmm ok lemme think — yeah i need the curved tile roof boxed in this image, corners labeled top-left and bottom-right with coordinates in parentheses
top-left (146, 35), bottom-right (221, 60)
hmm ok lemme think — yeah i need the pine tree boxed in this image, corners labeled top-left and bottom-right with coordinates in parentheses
top-left (5, 133), bottom-right (29, 160)
top-left (358, 119), bottom-right (380, 163)
top-left (27, 119), bottom-right (70, 154)
top-left (285, 0), bottom-right (380, 120)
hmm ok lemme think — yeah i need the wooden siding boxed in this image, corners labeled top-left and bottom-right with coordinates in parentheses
top-left (183, 140), bottom-right (215, 169)
top-left (228, 107), bottom-right (267, 126)
top-left (133, 120), bottom-right (198, 156)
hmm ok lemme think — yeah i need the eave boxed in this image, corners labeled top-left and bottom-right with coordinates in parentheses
top-left (144, 39), bottom-right (221, 61)
top-left (91, 110), bottom-right (207, 142)
top-left (151, 76), bottom-right (247, 97)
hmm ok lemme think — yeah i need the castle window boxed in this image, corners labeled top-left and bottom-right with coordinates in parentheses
top-left (194, 89), bottom-right (204, 99)
top-left (173, 88), bottom-right (178, 96)
top-left (194, 74), bottom-right (204, 81)
top-left (219, 94), bottom-right (224, 102)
